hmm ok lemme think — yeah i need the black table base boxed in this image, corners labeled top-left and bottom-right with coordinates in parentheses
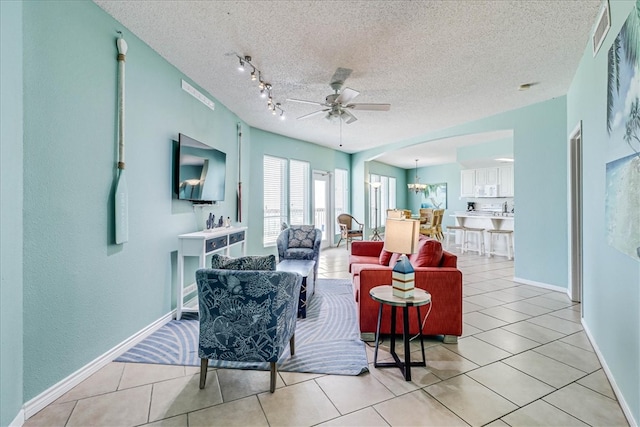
top-left (373, 304), bottom-right (427, 381)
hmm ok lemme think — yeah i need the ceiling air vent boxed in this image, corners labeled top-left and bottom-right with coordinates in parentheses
top-left (592, 0), bottom-right (610, 57)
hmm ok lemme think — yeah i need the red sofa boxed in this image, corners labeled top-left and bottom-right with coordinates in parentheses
top-left (350, 238), bottom-right (462, 343)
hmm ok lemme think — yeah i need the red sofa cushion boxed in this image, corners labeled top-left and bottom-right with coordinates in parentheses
top-left (379, 249), bottom-right (393, 266)
top-left (409, 238), bottom-right (444, 267)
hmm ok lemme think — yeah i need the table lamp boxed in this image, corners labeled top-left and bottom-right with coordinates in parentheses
top-left (384, 218), bottom-right (420, 298)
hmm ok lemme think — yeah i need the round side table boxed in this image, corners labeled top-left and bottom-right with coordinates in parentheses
top-left (369, 285), bottom-right (431, 381)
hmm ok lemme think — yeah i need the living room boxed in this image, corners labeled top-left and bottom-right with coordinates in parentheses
top-left (1, 1), bottom-right (638, 427)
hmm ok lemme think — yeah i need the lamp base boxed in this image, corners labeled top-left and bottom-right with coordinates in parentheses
top-left (391, 254), bottom-right (415, 299)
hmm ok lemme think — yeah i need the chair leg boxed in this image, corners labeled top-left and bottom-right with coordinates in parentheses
top-left (290, 334), bottom-right (295, 356)
top-left (199, 358), bottom-right (208, 389)
top-left (337, 236), bottom-right (343, 247)
top-left (270, 362), bottom-right (277, 393)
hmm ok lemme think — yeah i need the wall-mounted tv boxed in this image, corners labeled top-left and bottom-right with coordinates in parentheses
top-left (175, 133), bottom-right (226, 203)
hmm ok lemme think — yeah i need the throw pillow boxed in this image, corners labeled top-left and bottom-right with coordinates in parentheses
top-left (288, 225), bottom-right (316, 248)
top-left (379, 249), bottom-right (393, 266)
top-left (389, 252), bottom-right (401, 266)
top-left (409, 238), bottom-right (443, 267)
top-left (211, 254), bottom-right (276, 271)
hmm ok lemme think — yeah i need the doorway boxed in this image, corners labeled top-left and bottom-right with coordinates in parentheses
top-left (313, 171), bottom-right (333, 248)
top-left (568, 122), bottom-right (583, 309)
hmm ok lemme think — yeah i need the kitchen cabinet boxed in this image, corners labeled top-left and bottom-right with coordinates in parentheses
top-left (460, 169), bottom-right (476, 197)
top-left (498, 165), bottom-right (514, 197)
top-left (476, 167), bottom-right (499, 186)
top-left (461, 166), bottom-right (513, 198)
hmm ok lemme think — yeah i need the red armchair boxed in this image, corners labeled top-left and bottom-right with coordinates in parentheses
top-left (350, 239), bottom-right (462, 343)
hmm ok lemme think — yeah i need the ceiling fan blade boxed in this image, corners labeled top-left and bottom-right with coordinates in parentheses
top-left (286, 98), bottom-right (328, 107)
top-left (297, 109), bottom-right (330, 120)
top-left (341, 109), bottom-right (358, 124)
top-left (335, 87), bottom-right (359, 105)
top-left (346, 103), bottom-right (391, 111)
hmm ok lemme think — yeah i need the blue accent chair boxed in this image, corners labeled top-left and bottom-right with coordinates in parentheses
top-left (276, 225), bottom-right (322, 281)
top-left (196, 268), bottom-right (302, 393)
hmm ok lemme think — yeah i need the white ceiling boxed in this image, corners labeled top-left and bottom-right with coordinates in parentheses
top-left (94, 0), bottom-right (601, 169)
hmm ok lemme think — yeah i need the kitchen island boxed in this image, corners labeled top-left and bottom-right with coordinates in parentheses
top-left (450, 212), bottom-right (514, 258)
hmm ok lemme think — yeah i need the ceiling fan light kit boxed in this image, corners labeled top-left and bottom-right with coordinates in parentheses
top-left (286, 77), bottom-right (390, 125)
top-left (235, 55), bottom-right (285, 119)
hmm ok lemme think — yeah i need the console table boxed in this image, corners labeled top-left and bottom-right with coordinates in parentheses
top-left (176, 227), bottom-right (247, 320)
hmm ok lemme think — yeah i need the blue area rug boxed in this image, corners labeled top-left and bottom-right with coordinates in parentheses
top-left (115, 279), bottom-right (368, 375)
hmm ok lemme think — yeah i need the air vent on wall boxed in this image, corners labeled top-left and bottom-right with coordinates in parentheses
top-left (592, 0), bottom-right (610, 57)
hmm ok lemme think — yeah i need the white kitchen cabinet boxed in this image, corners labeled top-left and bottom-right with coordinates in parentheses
top-left (460, 169), bottom-right (476, 197)
top-left (498, 165), bottom-right (514, 197)
top-left (476, 167), bottom-right (499, 186)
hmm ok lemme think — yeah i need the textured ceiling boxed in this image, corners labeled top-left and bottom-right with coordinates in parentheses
top-left (94, 0), bottom-right (601, 168)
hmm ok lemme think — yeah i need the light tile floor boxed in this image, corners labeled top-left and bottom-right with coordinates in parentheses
top-left (24, 247), bottom-right (630, 427)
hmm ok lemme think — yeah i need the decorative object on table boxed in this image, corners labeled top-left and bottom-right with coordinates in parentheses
top-left (384, 218), bottom-right (420, 298)
top-left (225, 217), bottom-right (231, 227)
top-left (369, 181), bottom-right (383, 241)
top-left (206, 212), bottom-right (215, 230)
top-left (407, 159), bottom-right (427, 194)
top-left (605, 7), bottom-right (640, 261)
top-left (217, 216), bottom-right (223, 228)
top-left (115, 279), bottom-right (368, 376)
top-left (336, 213), bottom-right (364, 248)
top-left (421, 182), bottom-right (447, 209)
top-left (114, 31), bottom-right (129, 244)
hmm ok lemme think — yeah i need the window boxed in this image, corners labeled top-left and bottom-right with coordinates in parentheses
top-left (263, 156), bottom-right (311, 246)
top-left (334, 169), bottom-right (349, 233)
top-left (263, 156), bottom-right (287, 246)
top-left (369, 173), bottom-right (397, 229)
top-left (289, 160), bottom-right (310, 225)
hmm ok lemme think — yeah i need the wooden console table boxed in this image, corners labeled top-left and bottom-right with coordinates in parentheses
top-left (176, 227), bottom-right (247, 320)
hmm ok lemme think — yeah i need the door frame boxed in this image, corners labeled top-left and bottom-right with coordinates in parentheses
top-left (312, 170), bottom-right (333, 248)
top-left (568, 121), bottom-right (583, 309)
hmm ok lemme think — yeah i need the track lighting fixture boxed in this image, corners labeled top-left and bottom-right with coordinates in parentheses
top-left (234, 54), bottom-right (285, 120)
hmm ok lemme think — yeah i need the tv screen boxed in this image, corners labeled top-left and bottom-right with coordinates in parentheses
top-left (175, 133), bottom-right (226, 203)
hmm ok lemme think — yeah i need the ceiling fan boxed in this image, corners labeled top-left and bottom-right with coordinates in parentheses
top-left (286, 80), bottom-right (391, 124)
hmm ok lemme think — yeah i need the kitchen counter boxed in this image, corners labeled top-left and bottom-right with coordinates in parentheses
top-left (453, 212), bottom-right (514, 220)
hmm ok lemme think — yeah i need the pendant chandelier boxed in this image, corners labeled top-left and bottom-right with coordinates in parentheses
top-left (407, 159), bottom-right (427, 194)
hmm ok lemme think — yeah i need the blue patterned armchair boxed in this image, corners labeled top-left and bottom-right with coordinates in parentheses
top-left (276, 225), bottom-right (322, 281)
top-left (196, 268), bottom-right (302, 393)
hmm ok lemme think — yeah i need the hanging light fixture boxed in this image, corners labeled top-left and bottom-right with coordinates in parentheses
top-left (407, 159), bottom-right (427, 194)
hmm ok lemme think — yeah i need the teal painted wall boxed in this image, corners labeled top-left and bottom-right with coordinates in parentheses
top-left (567, 1), bottom-right (639, 422)
top-left (355, 97), bottom-right (569, 288)
top-left (20, 0), bottom-right (245, 401)
top-left (246, 128), bottom-right (351, 254)
top-left (0, 1), bottom-right (24, 425)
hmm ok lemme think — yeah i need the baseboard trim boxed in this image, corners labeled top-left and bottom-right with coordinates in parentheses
top-left (23, 311), bottom-right (174, 421)
top-left (512, 276), bottom-right (566, 294)
top-left (8, 409), bottom-right (24, 427)
top-left (582, 322), bottom-right (637, 427)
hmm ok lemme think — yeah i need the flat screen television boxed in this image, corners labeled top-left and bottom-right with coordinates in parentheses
top-left (175, 133), bottom-right (226, 203)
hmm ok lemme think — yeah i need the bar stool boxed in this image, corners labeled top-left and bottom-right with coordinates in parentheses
top-left (463, 227), bottom-right (485, 255)
top-left (445, 225), bottom-right (466, 252)
top-left (486, 229), bottom-right (514, 260)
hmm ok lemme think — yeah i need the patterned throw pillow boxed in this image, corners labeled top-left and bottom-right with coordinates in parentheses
top-left (287, 225), bottom-right (316, 248)
top-left (211, 254), bottom-right (276, 271)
